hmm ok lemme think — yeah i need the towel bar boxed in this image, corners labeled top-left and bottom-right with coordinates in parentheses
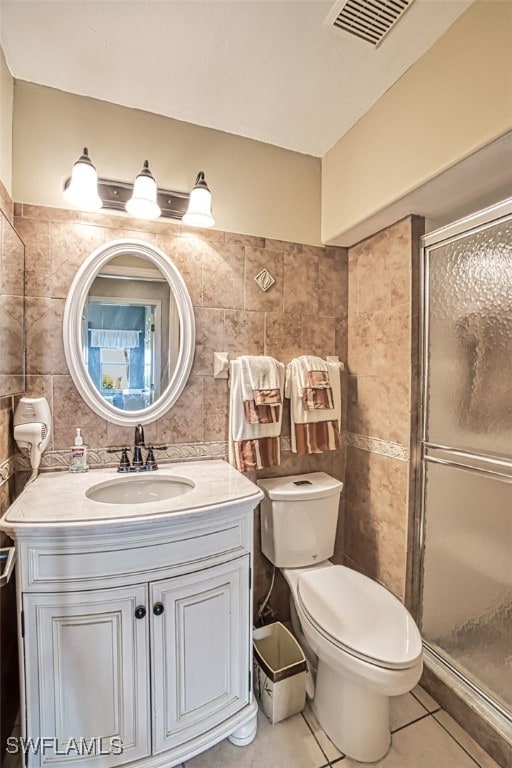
top-left (215, 353), bottom-right (344, 379)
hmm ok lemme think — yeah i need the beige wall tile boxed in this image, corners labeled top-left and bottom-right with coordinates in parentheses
top-left (348, 374), bottom-right (389, 440)
top-left (15, 216), bottom-right (51, 297)
top-left (319, 246), bottom-right (347, 318)
top-left (302, 244), bottom-right (325, 259)
top-left (202, 242), bottom-right (245, 309)
top-left (1, 216), bottom-right (24, 296)
top-left (301, 314), bottom-right (336, 357)
top-left (224, 310), bottom-right (264, 357)
top-left (192, 307), bottom-right (225, 375)
top-left (156, 374), bottom-right (203, 444)
top-left (283, 250), bottom-right (319, 314)
top-left (52, 374), bottom-right (108, 449)
top-left (20, 204), bottom-right (78, 222)
top-left (0, 179), bottom-right (13, 222)
top-left (105, 420), bottom-right (158, 452)
top-left (264, 237), bottom-right (301, 254)
top-left (347, 254), bottom-right (358, 317)
top-left (156, 234), bottom-right (203, 307)
top-left (0, 396), bottom-right (13, 463)
top-left (103, 226), bottom-right (157, 244)
top-left (344, 446), bottom-right (407, 599)
top-left (335, 313), bottom-right (348, 361)
top-left (264, 310), bottom-right (301, 362)
top-left (202, 376), bottom-right (228, 443)
top-left (0, 296), bottom-right (23, 376)
top-left (50, 220), bottom-right (105, 298)
top-left (348, 373), bottom-right (411, 446)
top-left (24, 374), bottom-right (53, 401)
top-left (180, 226), bottom-right (225, 244)
top-left (224, 232), bottom-right (264, 248)
top-left (387, 373), bottom-right (411, 445)
top-left (346, 216), bottom-right (421, 602)
top-left (25, 297), bottom-right (67, 375)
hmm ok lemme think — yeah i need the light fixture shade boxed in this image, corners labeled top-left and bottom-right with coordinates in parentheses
top-left (63, 148), bottom-right (102, 212)
top-left (182, 172), bottom-right (215, 228)
top-left (125, 160), bottom-right (161, 220)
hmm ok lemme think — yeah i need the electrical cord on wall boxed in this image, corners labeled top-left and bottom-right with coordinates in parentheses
top-left (25, 469), bottom-right (39, 487)
top-left (254, 565), bottom-right (275, 625)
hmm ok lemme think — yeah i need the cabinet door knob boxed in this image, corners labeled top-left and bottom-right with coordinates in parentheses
top-left (134, 605), bottom-right (146, 620)
top-left (153, 602), bottom-right (164, 616)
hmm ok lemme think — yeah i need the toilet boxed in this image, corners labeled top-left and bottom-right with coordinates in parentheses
top-left (257, 472), bottom-right (423, 763)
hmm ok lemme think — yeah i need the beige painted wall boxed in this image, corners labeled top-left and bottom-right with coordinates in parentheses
top-left (322, 0), bottom-right (512, 243)
top-left (12, 82), bottom-right (322, 245)
top-left (0, 47), bottom-right (13, 194)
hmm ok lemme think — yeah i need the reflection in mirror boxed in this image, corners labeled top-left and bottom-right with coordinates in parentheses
top-left (84, 255), bottom-right (178, 411)
top-left (63, 239), bottom-right (195, 426)
top-left (0, 212), bottom-right (25, 396)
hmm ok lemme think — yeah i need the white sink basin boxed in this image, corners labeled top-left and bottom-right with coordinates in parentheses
top-left (86, 475), bottom-right (195, 505)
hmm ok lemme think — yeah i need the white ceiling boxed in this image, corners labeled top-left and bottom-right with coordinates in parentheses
top-left (0, 0), bottom-right (474, 157)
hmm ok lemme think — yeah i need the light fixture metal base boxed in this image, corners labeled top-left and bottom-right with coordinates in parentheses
top-left (97, 178), bottom-right (190, 220)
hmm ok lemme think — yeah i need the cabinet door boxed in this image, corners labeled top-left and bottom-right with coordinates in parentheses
top-left (23, 585), bottom-right (151, 768)
top-left (151, 556), bottom-right (250, 753)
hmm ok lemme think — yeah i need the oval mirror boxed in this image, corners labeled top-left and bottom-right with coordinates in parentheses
top-left (63, 239), bottom-right (195, 426)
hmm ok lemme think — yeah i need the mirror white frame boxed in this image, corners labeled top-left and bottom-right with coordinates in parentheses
top-left (63, 239), bottom-right (195, 426)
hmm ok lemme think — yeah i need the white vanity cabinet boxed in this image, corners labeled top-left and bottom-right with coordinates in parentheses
top-left (1, 461), bottom-right (263, 768)
top-left (24, 584), bottom-right (151, 768)
top-left (150, 556), bottom-right (250, 753)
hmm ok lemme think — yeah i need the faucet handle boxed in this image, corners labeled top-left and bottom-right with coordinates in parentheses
top-left (145, 446), bottom-right (158, 471)
top-left (119, 447), bottom-right (131, 471)
top-left (106, 446), bottom-right (132, 472)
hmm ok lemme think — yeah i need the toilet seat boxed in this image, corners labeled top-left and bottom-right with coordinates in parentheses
top-left (296, 565), bottom-right (422, 670)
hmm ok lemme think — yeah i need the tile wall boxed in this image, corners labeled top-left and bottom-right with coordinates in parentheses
top-left (0, 178), bottom-right (21, 752)
top-left (13, 203), bottom-right (349, 618)
top-left (344, 216), bottom-right (424, 603)
top-left (5, 202), bottom-right (507, 765)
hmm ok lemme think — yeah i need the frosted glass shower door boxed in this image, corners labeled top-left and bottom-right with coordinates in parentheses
top-left (420, 202), bottom-right (512, 717)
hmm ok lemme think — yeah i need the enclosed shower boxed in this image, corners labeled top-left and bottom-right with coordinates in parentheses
top-left (418, 198), bottom-right (512, 741)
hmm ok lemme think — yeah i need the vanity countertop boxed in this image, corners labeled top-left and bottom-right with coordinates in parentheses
top-left (0, 459), bottom-right (263, 532)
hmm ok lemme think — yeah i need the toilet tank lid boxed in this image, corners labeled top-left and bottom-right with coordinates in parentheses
top-left (257, 472), bottom-right (343, 501)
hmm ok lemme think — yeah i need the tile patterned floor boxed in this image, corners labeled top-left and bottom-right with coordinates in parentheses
top-left (2, 687), bottom-right (502, 768)
top-left (183, 686), bottom-right (502, 768)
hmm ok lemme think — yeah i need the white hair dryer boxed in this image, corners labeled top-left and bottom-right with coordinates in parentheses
top-left (14, 397), bottom-right (52, 481)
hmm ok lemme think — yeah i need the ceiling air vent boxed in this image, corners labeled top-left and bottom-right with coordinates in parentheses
top-left (325, 0), bottom-right (415, 47)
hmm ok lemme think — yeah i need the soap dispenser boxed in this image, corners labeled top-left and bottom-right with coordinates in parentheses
top-left (70, 428), bottom-right (88, 473)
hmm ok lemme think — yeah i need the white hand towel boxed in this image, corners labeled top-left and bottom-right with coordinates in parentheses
top-left (286, 358), bottom-right (341, 453)
top-left (229, 358), bottom-right (285, 470)
top-left (239, 355), bottom-right (283, 403)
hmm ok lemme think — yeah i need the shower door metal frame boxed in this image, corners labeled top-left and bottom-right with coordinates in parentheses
top-left (416, 196), bottom-right (512, 730)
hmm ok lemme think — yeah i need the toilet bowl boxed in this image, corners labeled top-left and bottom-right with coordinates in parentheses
top-left (257, 473), bottom-right (423, 763)
top-left (284, 563), bottom-right (423, 762)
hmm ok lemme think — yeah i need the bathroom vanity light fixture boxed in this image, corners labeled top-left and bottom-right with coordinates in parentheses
top-left (63, 148), bottom-right (102, 212)
top-left (63, 148), bottom-right (215, 226)
top-left (182, 172), bottom-right (215, 228)
top-left (125, 160), bottom-right (161, 220)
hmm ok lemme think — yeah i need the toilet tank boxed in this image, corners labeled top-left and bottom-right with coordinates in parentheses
top-left (257, 473), bottom-right (343, 568)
